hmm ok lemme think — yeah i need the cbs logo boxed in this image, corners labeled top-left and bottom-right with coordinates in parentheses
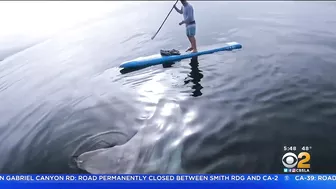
top-left (282, 152), bottom-right (310, 169)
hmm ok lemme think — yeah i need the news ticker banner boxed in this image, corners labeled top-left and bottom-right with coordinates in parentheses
top-left (2, 174), bottom-right (336, 189)
top-left (0, 174), bottom-right (336, 183)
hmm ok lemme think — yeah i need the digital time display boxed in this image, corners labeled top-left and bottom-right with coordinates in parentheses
top-left (284, 146), bottom-right (297, 151)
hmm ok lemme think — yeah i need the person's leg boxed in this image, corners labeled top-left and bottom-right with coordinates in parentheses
top-left (186, 38), bottom-right (193, 52)
top-left (190, 36), bottom-right (197, 52)
top-left (186, 27), bottom-right (194, 52)
top-left (187, 25), bottom-right (197, 52)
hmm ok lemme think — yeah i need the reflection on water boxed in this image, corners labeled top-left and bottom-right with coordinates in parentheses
top-left (120, 56), bottom-right (204, 97)
top-left (184, 57), bottom-right (203, 97)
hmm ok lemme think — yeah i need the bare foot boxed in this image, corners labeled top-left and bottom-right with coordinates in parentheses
top-left (192, 49), bottom-right (198, 53)
top-left (186, 47), bottom-right (193, 52)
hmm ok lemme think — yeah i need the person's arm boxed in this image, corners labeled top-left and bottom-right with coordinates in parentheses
top-left (174, 5), bottom-right (183, 14)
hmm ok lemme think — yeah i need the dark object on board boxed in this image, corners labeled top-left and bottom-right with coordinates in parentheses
top-left (160, 49), bottom-right (181, 56)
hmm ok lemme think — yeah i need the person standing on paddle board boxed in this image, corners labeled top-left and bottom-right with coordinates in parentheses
top-left (174, 0), bottom-right (197, 53)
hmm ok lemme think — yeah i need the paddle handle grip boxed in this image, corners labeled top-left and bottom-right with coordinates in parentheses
top-left (151, 0), bottom-right (179, 40)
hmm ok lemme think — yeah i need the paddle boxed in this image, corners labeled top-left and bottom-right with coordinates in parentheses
top-left (151, 0), bottom-right (179, 40)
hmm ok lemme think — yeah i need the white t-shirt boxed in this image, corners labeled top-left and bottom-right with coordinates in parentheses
top-left (181, 3), bottom-right (195, 27)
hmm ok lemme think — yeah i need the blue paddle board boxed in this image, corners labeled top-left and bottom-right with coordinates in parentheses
top-left (119, 41), bottom-right (242, 69)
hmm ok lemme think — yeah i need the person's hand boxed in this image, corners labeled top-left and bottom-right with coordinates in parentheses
top-left (179, 21), bottom-right (184, 25)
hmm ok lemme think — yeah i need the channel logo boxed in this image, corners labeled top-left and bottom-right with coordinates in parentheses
top-left (282, 152), bottom-right (310, 173)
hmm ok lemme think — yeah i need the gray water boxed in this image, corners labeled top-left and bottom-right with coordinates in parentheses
top-left (1, 1), bottom-right (336, 173)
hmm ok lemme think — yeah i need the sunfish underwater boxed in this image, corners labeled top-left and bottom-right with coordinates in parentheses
top-left (76, 99), bottom-right (190, 174)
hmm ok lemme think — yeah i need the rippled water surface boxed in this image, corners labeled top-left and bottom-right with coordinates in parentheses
top-left (1, 1), bottom-right (336, 173)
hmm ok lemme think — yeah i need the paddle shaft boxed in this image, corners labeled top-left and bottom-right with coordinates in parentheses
top-left (151, 0), bottom-right (179, 40)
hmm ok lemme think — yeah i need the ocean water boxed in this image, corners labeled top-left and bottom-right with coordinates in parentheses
top-left (0, 1), bottom-right (336, 173)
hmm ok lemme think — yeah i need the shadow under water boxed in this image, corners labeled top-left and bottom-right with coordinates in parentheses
top-left (119, 62), bottom-right (175, 74)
